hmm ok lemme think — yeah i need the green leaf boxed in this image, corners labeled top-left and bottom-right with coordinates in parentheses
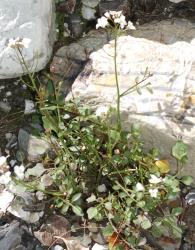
top-left (181, 175), bottom-right (193, 186)
top-left (172, 141), bottom-right (188, 162)
top-left (105, 202), bottom-right (112, 211)
top-left (87, 207), bottom-right (98, 220)
top-left (61, 204), bottom-right (69, 214)
top-left (141, 218), bottom-right (152, 230)
top-left (171, 207), bottom-right (183, 216)
top-left (47, 80), bottom-right (55, 97)
top-left (42, 116), bottom-right (58, 133)
top-left (72, 205), bottom-right (84, 216)
top-left (102, 225), bottom-right (114, 237)
top-left (71, 193), bottom-right (82, 203)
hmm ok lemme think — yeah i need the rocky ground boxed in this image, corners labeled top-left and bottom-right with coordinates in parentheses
top-left (1, 1), bottom-right (195, 250)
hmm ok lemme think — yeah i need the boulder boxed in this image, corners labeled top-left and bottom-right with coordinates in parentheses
top-left (70, 19), bottom-right (195, 178)
top-left (0, 0), bottom-right (55, 79)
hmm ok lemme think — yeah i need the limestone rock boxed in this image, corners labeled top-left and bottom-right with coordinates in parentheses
top-left (0, 0), bottom-right (55, 79)
top-left (18, 129), bottom-right (50, 162)
top-left (70, 19), bottom-right (195, 178)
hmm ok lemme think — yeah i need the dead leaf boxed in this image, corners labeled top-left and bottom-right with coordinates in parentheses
top-left (155, 160), bottom-right (170, 174)
top-left (34, 215), bottom-right (70, 246)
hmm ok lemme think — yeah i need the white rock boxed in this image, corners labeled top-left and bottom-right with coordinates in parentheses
top-left (10, 159), bottom-right (16, 167)
top-left (52, 245), bottom-right (64, 250)
top-left (0, 156), bottom-right (7, 168)
top-left (0, 189), bottom-right (14, 213)
top-left (92, 243), bottom-right (108, 250)
top-left (169, 0), bottom-right (185, 3)
top-left (24, 99), bottom-right (35, 114)
top-left (70, 19), bottom-right (195, 178)
top-left (25, 163), bottom-right (46, 179)
top-left (0, 0), bottom-right (56, 79)
top-left (97, 184), bottom-right (107, 193)
top-left (7, 200), bottom-right (44, 223)
top-left (5, 91), bottom-right (12, 97)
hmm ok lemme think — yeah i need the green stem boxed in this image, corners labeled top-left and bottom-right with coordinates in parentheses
top-left (114, 35), bottom-right (121, 132)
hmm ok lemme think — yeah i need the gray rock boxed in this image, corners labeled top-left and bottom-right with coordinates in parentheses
top-left (82, 0), bottom-right (100, 8)
top-left (69, 19), bottom-right (195, 179)
top-left (6, 134), bottom-right (17, 149)
top-left (0, 221), bottom-right (23, 250)
top-left (90, 232), bottom-right (107, 245)
top-left (18, 129), bottom-right (50, 162)
top-left (81, 6), bottom-right (96, 20)
top-left (50, 29), bottom-right (109, 83)
top-left (0, 101), bottom-right (11, 112)
top-left (98, 0), bottom-right (131, 17)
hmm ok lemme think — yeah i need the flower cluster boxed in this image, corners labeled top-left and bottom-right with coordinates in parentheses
top-left (135, 174), bottom-right (163, 198)
top-left (96, 11), bottom-right (136, 30)
top-left (7, 37), bottom-right (31, 49)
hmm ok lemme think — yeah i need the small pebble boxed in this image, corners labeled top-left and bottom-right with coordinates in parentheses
top-left (6, 91), bottom-right (12, 97)
top-left (16, 150), bottom-right (25, 162)
top-left (0, 101), bottom-right (11, 112)
top-left (22, 84), bottom-right (27, 89)
top-left (92, 243), bottom-right (108, 250)
top-left (52, 245), bottom-right (64, 250)
top-left (10, 159), bottom-right (17, 167)
top-left (6, 134), bottom-right (17, 149)
top-left (24, 99), bottom-right (35, 114)
top-left (0, 85), bottom-right (5, 90)
top-left (5, 133), bottom-right (13, 141)
top-left (97, 184), bottom-right (107, 193)
top-left (5, 149), bottom-right (10, 155)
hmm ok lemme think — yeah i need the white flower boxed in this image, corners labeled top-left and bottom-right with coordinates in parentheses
top-left (95, 106), bottom-right (109, 117)
top-left (21, 38), bottom-right (31, 48)
top-left (0, 171), bottom-right (11, 185)
top-left (109, 11), bottom-right (122, 19)
top-left (149, 174), bottom-right (162, 184)
top-left (135, 182), bottom-right (145, 192)
top-left (127, 21), bottom-right (136, 30)
top-left (104, 11), bottom-right (110, 18)
top-left (14, 165), bottom-right (25, 180)
top-left (7, 37), bottom-right (31, 49)
top-left (149, 188), bottom-right (158, 198)
top-left (114, 15), bottom-right (127, 29)
top-left (96, 16), bottom-right (109, 29)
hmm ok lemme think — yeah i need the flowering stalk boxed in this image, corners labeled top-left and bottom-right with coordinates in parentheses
top-left (7, 37), bottom-right (60, 133)
top-left (96, 11), bottom-right (136, 132)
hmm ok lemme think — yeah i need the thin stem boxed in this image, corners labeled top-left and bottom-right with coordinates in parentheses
top-left (114, 34), bottom-right (121, 132)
